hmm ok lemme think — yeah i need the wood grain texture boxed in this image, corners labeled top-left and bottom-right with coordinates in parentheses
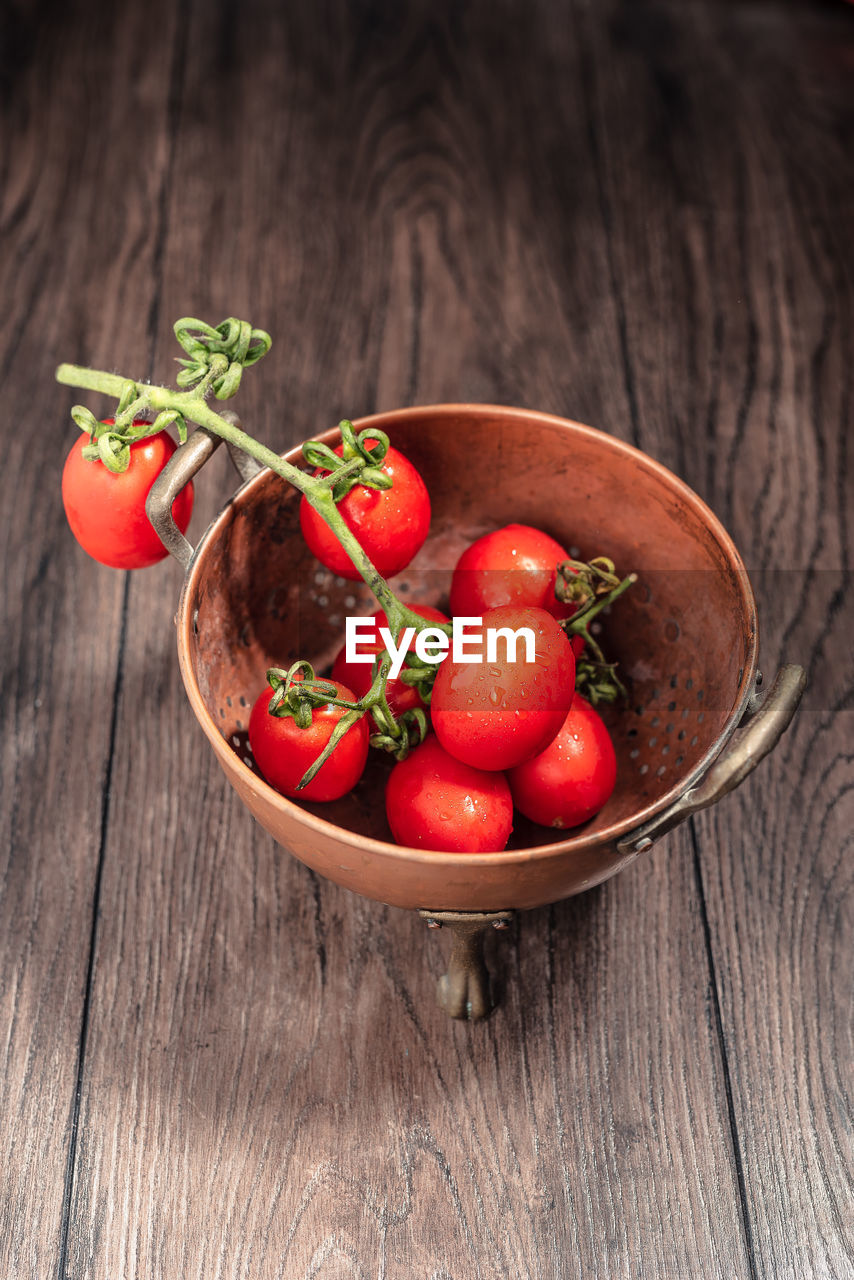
top-left (567, 5), bottom-right (854, 1275)
top-left (0, 1), bottom-right (183, 1276)
top-left (1, 0), bottom-right (851, 1277)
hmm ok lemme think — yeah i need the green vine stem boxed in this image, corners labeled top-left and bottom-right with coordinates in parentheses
top-left (55, 316), bottom-right (451, 787)
top-left (55, 362), bottom-right (434, 647)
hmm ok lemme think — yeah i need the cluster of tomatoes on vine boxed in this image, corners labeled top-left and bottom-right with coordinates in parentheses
top-left (59, 317), bottom-right (634, 856)
top-left (268, 450), bottom-right (629, 852)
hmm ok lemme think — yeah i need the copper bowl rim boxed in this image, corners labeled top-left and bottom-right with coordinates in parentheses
top-left (177, 403), bottom-right (759, 863)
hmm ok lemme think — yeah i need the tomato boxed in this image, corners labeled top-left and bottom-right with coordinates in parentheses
top-left (62, 421), bottom-right (193, 569)
top-left (449, 523), bottom-right (575, 620)
top-left (508, 696), bottom-right (616, 829)
top-left (431, 605), bottom-right (576, 771)
top-left (248, 678), bottom-right (369, 802)
top-left (299, 442), bottom-right (431, 580)
top-left (385, 736), bottom-right (513, 852)
top-left (331, 602), bottom-right (449, 716)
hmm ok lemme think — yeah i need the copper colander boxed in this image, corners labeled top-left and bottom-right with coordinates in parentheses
top-left (149, 405), bottom-right (804, 1018)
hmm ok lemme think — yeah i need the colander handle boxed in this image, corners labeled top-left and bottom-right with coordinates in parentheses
top-left (145, 412), bottom-right (262, 570)
top-left (616, 664), bottom-right (806, 856)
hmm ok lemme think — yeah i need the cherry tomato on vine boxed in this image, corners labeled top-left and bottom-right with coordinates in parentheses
top-left (62, 421), bottom-right (193, 570)
top-left (331, 602), bottom-right (449, 716)
top-left (508, 695), bottom-right (616, 829)
top-left (449, 523), bottom-right (575, 621)
top-left (299, 442), bottom-right (431, 580)
top-left (248, 678), bottom-right (369, 803)
top-left (431, 605), bottom-right (576, 771)
top-left (385, 735), bottom-right (513, 852)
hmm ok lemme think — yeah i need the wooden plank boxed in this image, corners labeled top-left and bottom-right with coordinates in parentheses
top-left (690, 10), bottom-right (854, 1275)
top-left (60, 3), bottom-right (754, 1277)
top-left (572, 2), bottom-right (854, 1275)
top-left (0, 1), bottom-right (182, 1276)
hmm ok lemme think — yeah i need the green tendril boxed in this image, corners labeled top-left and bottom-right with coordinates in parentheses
top-left (302, 420), bottom-right (393, 504)
top-left (173, 316), bottom-right (272, 399)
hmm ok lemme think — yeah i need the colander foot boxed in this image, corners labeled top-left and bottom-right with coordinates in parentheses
top-left (419, 910), bottom-right (513, 1021)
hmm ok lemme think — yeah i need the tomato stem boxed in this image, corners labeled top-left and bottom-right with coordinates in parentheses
top-left (57, 347), bottom-right (445, 764)
top-left (56, 359), bottom-right (435, 635)
top-left (56, 365), bottom-right (132, 398)
top-left (57, 323), bottom-right (450, 785)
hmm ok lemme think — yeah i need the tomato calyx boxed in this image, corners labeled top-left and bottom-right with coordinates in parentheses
top-left (557, 556), bottom-right (638, 705)
top-left (73, 399), bottom-right (189, 476)
top-left (264, 653), bottom-right (430, 789)
top-left (555, 555), bottom-right (623, 611)
top-left (267, 661), bottom-right (356, 725)
top-left (302, 419), bottom-right (394, 503)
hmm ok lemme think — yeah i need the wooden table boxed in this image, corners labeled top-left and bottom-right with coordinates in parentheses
top-left (2, 1), bottom-right (852, 1275)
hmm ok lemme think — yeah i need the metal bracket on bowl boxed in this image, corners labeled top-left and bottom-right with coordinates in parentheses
top-left (145, 411), bottom-right (263, 570)
top-left (419, 909), bottom-right (513, 1021)
top-left (616, 663), bottom-right (806, 856)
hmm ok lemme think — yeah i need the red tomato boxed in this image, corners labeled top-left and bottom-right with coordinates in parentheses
top-left (508, 696), bottom-right (616, 829)
top-left (449, 523), bottom-right (575, 620)
top-left (248, 678), bottom-right (369, 802)
top-left (299, 442), bottom-right (431, 580)
top-left (385, 736), bottom-right (513, 852)
top-left (62, 422), bottom-right (193, 569)
top-left (332, 603), bottom-right (449, 715)
top-left (431, 606), bottom-right (576, 771)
